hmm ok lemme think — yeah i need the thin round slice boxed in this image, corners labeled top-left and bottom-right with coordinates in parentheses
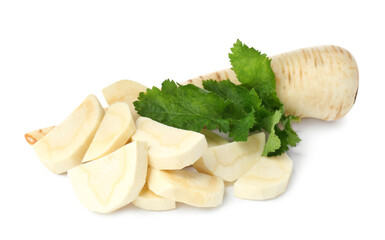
top-left (68, 141), bottom-right (148, 213)
top-left (132, 117), bottom-right (207, 170)
top-left (234, 153), bottom-right (293, 200)
top-left (82, 102), bottom-right (136, 163)
top-left (133, 184), bottom-right (176, 211)
top-left (33, 94), bottom-right (105, 174)
top-left (147, 167), bottom-right (224, 208)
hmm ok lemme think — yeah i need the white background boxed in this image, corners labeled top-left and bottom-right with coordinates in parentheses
top-left (1, 0), bottom-right (384, 239)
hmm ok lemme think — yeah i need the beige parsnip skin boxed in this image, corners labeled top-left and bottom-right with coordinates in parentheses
top-left (184, 45), bottom-right (359, 121)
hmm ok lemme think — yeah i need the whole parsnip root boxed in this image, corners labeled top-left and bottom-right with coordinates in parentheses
top-left (183, 45), bottom-right (359, 121)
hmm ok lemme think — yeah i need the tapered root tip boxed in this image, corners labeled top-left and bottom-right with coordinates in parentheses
top-left (25, 133), bottom-right (37, 145)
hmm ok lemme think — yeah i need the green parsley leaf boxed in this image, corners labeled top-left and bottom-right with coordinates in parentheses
top-left (134, 80), bottom-right (254, 140)
top-left (202, 79), bottom-right (267, 131)
top-left (229, 39), bottom-right (301, 156)
top-left (262, 110), bottom-right (283, 156)
top-left (202, 79), bottom-right (262, 113)
top-left (229, 39), bottom-right (282, 110)
top-left (269, 115), bottom-right (301, 156)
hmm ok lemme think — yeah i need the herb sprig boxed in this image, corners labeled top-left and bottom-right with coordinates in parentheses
top-left (134, 40), bottom-right (300, 156)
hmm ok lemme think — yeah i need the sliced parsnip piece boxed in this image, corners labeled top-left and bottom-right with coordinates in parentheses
top-left (200, 129), bottom-right (229, 147)
top-left (82, 102), bottom-right (136, 163)
top-left (147, 167), bottom-right (224, 208)
top-left (68, 141), bottom-right (148, 213)
top-left (193, 130), bottom-right (228, 175)
top-left (102, 80), bottom-right (148, 121)
top-left (133, 184), bottom-right (176, 211)
top-left (33, 95), bottom-right (105, 174)
top-left (199, 133), bottom-right (265, 182)
top-left (25, 109), bottom-right (109, 146)
top-left (131, 117), bottom-right (207, 170)
top-left (25, 126), bottom-right (55, 145)
top-left (234, 153), bottom-right (293, 200)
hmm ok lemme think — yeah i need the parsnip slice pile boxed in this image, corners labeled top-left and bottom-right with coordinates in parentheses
top-left (132, 117), bottom-right (208, 170)
top-left (26, 79), bottom-right (295, 213)
top-left (25, 43), bottom-right (359, 212)
top-left (68, 141), bottom-right (148, 213)
top-left (82, 102), bottom-right (136, 163)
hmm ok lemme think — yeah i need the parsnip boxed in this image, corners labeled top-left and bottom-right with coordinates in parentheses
top-left (131, 117), bottom-right (207, 170)
top-left (198, 133), bottom-right (265, 182)
top-left (147, 167), bottom-right (224, 208)
top-left (183, 45), bottom-right (359, 121)
top-left (133, 184), bottom-right (176, 211)
top-left (193, 130), bottom-right (228, 175)
top-left (33, 95), bottom-right (105, 174)
top-left (102, 80), bottom-right (148, 121)
top-left (68, 141), bottom-right (148, 213)
top-left (200, 129), bottom-right (229, 147)
top-left (234, 153), bottom-right (293, 200)
top-left (82, 102), bottom-right (136, 163)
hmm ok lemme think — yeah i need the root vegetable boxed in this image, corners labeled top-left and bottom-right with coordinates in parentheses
top-left (193, 129), bottom-right (228, 175)
top-left (33, 95), bottom-right (105, 174)
top-left (234, 153), bottom-right (293, 200)
top-left (131, 117), bottom-right (207, 170)
top-left (184, 45), bottom-right (359, 121)
top-left (147, 167), bottom-right (224, 208)
top-left (199, 129), bottom-right (229, 147)
top-left (133, 184), bottom-right (176, 211)
top-left (197, 133), bottom-right (265, 182)
top-left (68, 141), bottom-right (148, 213)
top-left (82, 102), bottom-right (136, 163)
top-left (102, 80), bottom-right (148, 121)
